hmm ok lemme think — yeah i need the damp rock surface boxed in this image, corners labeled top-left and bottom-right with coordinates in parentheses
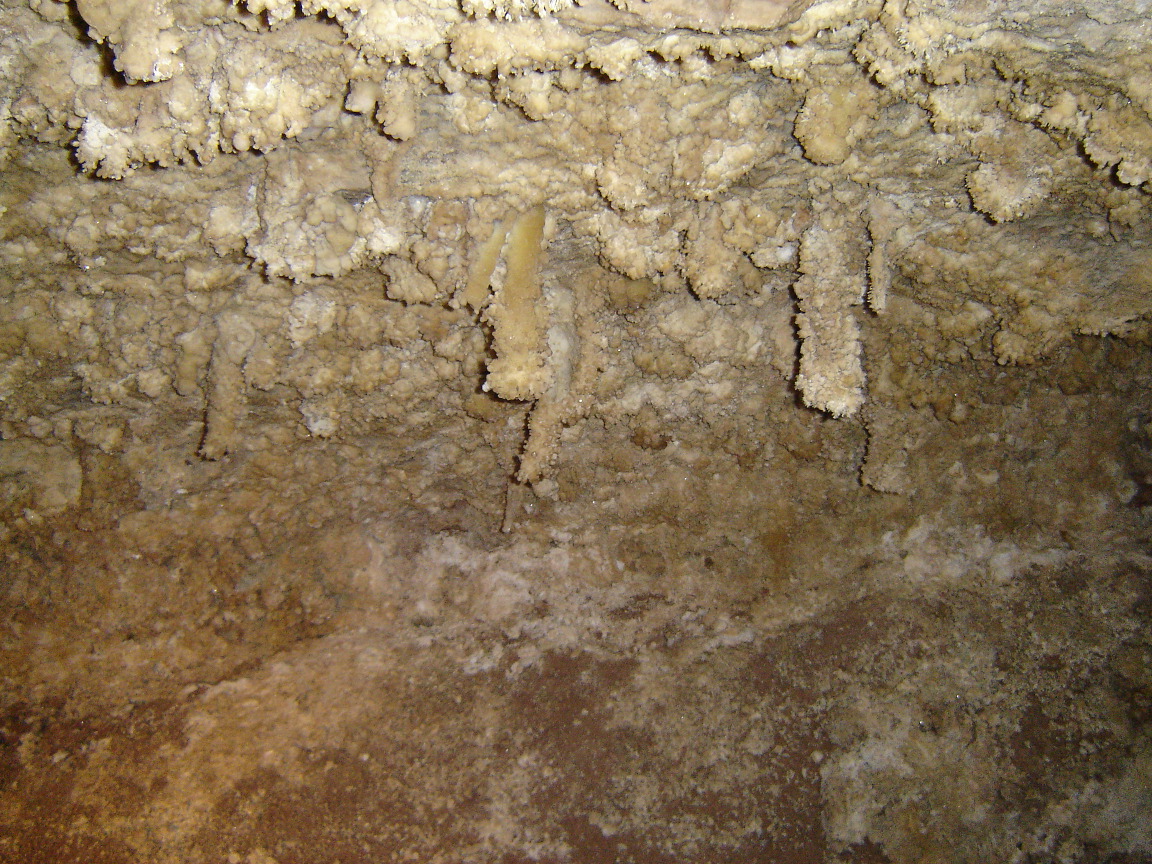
top-left (1, 0), bottom-right (1152, 861)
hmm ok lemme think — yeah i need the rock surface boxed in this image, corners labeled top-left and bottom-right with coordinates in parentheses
top-left (1, 0), bottom-right (1151, 861)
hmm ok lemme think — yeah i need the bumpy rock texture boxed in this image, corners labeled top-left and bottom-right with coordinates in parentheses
top-left (2, 0), bottom-right (1152, 861)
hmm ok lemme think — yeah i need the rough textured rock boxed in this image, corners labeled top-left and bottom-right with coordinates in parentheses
top-left (1, 0), bottom-right (1151, 861)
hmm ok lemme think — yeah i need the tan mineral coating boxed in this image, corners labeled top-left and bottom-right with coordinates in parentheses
top-left (482, 204), bottom-right (549, 402)
top-left (1, 0), bottom-right (1152, 861)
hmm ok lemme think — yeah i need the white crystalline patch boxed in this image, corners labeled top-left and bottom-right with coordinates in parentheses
top-left (300, 399), bottom-right (338, 437)
top-left (287, 292), bottom-right (338, 347)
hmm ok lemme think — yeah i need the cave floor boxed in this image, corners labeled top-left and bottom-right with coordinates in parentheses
top-left (2, 347), bottom-right (1152, 864)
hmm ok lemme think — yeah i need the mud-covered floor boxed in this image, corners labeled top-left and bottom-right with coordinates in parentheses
top-left (2, 338), bottom-right (1151, 864)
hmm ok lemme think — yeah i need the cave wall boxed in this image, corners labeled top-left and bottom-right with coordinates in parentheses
top-left (1, 0), bottom-right (1151, 489)
top-left (1, 1), bottom-right (1152, 862)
